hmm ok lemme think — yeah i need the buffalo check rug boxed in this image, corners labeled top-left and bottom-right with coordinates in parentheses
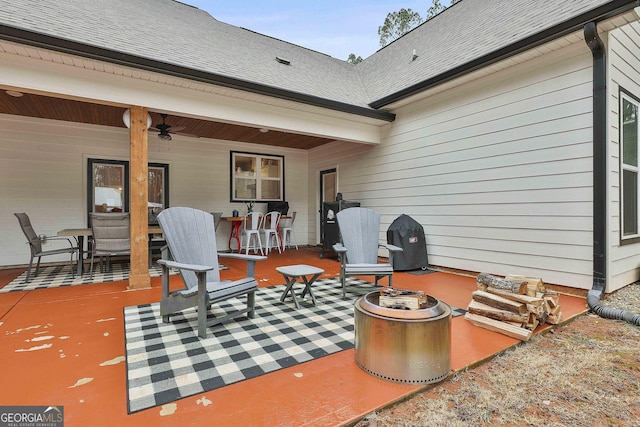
top-left (1, 263), bottom-right (225, 293)
top-left (124, 277), bottom-right (466, 413)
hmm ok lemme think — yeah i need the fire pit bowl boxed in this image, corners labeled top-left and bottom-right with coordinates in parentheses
top-left (354, 290), bottom-right (451, 384)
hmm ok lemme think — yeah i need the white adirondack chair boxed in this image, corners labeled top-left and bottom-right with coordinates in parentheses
top-left (157, 207), bottom-right (266, 338)
top-left (333, 207), bottom-right (403, 299)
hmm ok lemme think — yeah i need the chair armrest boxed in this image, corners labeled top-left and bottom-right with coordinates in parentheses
top-left (30, 236), bottom-right (77, 248)
top-left (157, 259), bottom-right (214, 273)
top-left (218, 253), bottom-right (266, 278)
top-left (332, 243), bottom-right (347, 253)
top-left (379, 243), bottom-right (403, 253)
top-left (218, 253), bottom-right (267, 262)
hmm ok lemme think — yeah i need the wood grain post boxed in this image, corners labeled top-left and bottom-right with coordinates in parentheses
top-left (128, 106), bottom-right (151, 289)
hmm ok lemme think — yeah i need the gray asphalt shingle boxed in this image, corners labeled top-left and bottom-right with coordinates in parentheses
top-left (0, 0), bottom-right (632, 111)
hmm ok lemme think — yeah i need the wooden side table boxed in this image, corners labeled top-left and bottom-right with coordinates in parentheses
top-left (276, 264), bottom-right (324, 309)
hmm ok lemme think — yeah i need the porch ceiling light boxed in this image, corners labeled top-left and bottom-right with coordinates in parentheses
top-left (259, 128), bottom-right (269, 133)
top-left (122, 108), bottom-right (152, 130)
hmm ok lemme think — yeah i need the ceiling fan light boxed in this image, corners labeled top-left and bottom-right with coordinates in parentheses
top-left (122, 108), bottom-right (152, 129)
top-left (5, 90), bottom-right (24, 97)
top-left (158, 132), bottom-right (172, 141)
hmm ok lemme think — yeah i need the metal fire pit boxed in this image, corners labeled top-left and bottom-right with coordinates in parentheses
top-left (354, 290), bottom-right (451, 384)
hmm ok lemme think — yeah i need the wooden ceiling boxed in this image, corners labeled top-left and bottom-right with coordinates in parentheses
top-left (0, 90), bottom-right (336, 149)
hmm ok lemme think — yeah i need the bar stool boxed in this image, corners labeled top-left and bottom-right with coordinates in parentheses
top-left (281, 211), bottom-right (298, 250)
top-left (262, 211), bottom-right (282, 254)
top-left (241, 212), bottom-right (264, 255)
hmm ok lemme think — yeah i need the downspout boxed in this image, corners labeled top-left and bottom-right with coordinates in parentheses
top-left (584, 22), bottom-right (640, 325)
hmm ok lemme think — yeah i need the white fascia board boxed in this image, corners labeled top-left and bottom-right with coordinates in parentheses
top-left (0, 49), bottom-right (383, 145)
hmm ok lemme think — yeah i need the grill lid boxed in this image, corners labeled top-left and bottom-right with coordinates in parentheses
top-left (358, 290), bottom-right (448, 320)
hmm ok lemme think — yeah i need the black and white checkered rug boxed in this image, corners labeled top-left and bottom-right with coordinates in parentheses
top-left (124, 278), bottom-right (465, 413)
top-left (1, 263), bottom-right (226, 293)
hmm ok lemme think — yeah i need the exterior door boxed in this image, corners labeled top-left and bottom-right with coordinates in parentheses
top-left (319, 168), bottom-right (337, 244)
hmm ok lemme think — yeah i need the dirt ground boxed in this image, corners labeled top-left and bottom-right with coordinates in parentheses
top-left (354, 288), bottom-right (640, 427)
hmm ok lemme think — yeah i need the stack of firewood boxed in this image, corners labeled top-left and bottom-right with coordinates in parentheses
top-left (378, 288), bottom-right (428, 310)
top-left (464, 273), bottom-right (563, 341)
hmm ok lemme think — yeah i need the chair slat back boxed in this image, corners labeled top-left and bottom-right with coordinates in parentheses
top-left (244, 212), bottom-right (263, 231)
top-left (158, 207), bottom-right (220, 289)
top-left (90, 213), bottom-right (130, 253)
top-left (264, 211), bottom-right (281, 230)
top-left (336, 207), bottom-right (381, 264)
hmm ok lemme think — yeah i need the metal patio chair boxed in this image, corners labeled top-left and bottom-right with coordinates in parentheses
top-left (89, 212), bottom-right (130, 278)
top-left (241, 211), bottom-right (264, 255)
top-left (280, 211), bottom-right (298, 250)
top-left (14, 212), bottom-right (79, 283)
top-left (262, 211), bottom-right (282, 254)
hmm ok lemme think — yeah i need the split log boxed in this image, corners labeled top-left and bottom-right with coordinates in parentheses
top-left (471, 290), bottom-right (527, 315)
top-left (505, 320), bottom-right (525, 327)
top-left (486, 287), bottom-right (544, 306)
top-left (543, 291), bottom-right (560, 309)
top-left (467, 300), bottom-right (529, 323)
top-left (476, 273), bottom-right (528, 294)
top-left (379, 288), bottom-right (427, 310)
top-left (505, 274), bottom-right (545, 296)
top-left (524, 312), bottom-right (539, 331)
top-left (486, 288), bottom-right (545, 319)
top-left (546, 311), bottom-right (563, 325)
top-left (464, 312), bottom-right (532, 341)
top-left (546, 303), bottom-right (561, 317)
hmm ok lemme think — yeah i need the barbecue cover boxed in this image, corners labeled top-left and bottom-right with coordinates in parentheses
top-left (386, 214), bottom-right (429, 271)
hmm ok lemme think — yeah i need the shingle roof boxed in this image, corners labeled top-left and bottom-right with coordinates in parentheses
top-left (0, 0), bottom-right (636, 114)
top-left (357, 0), bottom-right (634, 106)
top-left (0, 0), bottom-right (369, 104)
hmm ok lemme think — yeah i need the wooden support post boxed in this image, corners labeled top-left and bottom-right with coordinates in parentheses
top-left (128, 106), bottom-right (151, 289)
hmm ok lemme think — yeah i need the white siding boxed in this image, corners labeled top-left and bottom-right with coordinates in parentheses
top-left (608, 21), bottom-right (640, 292)
top-left (310, 41), bottom-right (596, 289)
top-left (306, 140), bottom-right (372, 245)
top-left (0, 114), bottom-right (309, 267)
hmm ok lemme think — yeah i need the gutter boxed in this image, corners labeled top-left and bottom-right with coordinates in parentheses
top-left (0, 25), bottom-right (395, 123)
top-left (371, 0), bottom-right (638, 109)
top-left (584, 21), bottom-right (640, 326)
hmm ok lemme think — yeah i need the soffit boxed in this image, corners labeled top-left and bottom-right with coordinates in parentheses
top-left (0, 90), bottom-right (336, 149)
top-left (0, 40), bottom-right (391, 149)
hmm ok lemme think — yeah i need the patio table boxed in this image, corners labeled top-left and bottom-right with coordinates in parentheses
top-left (57, 225), bottom-right (162, 277)
top-left (276, 264), bottom-right (324, 309)
top-left (224, 216), bottom-right (291, 252)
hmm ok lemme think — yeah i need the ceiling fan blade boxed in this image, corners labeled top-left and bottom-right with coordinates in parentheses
top-left (172, 131), bottom-right (200, 138)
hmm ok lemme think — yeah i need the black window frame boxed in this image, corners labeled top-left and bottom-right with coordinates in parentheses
top-left (620, 88), bottom-right (640, 245)
top-left (87, 158), bottom-right (169, 225)
top-left (230, 150), bottom-right (285, 203)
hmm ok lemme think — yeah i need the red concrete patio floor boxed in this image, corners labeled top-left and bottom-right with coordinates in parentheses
top-left (0, 247), bottom-right (588, 426)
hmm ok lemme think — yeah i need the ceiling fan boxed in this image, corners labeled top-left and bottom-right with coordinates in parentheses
top-left (150, 114), bottom-right (198, 140)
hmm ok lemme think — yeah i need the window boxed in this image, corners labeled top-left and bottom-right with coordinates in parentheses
top-left (89, 159), bottom-right (129, 215)
top-left (148, 164), bottom-right (169, 210)
top-left (230, 151), bottom-right (284, 202)
top-left (621, 89), bottom-right (640, 241)
top-left (87, 159), bottom-right (169, 224)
